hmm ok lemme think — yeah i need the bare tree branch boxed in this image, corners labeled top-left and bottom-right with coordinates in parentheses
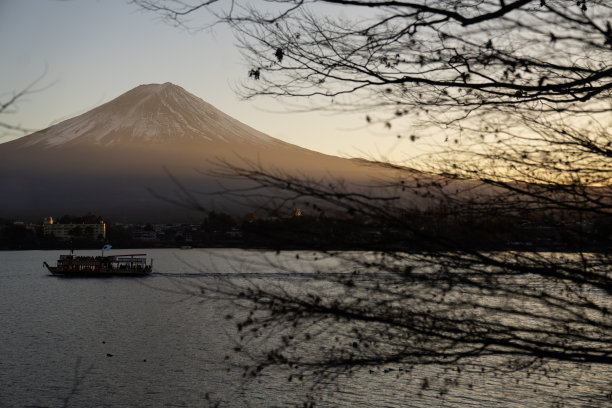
top-left (136, 0), bottom-right (612, 405)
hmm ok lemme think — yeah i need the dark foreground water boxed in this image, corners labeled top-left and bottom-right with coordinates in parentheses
top-left (0, 249), bottom-right (610, 407)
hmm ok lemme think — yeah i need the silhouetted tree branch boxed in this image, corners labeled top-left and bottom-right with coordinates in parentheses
top-left (136, 1), bottom-right (612, 122)
top-left (137, 0), bottom-right (612, 405)
top-left (0, 69), bottom-right (49, 138)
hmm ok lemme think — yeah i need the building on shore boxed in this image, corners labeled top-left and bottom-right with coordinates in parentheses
top-left (43, 217), bottom-right (106, 241)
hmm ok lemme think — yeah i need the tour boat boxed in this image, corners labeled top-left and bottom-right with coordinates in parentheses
top-left (44, 252), bottom-right (153, 277)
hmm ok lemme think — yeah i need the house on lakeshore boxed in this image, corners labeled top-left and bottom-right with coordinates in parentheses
top-left (43, 217), bottom-right (106, 241)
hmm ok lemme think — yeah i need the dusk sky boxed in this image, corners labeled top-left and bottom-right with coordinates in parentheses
top-left (1, 0), bottom-right (410, 161)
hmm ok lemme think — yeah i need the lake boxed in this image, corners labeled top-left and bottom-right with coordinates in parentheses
top-left (0, 249), bottom-right (610, 407)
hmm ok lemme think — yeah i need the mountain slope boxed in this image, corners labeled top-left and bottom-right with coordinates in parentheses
top-left (11, 83), bottom-right (286, 149)
top-left (0, 83), bottom-right (407, 222)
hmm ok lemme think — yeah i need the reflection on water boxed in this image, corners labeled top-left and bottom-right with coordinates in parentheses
top-left (0, 249), bottom-right (610, 407)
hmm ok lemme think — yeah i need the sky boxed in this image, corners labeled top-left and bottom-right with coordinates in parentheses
top-left (0, 0), bottom-right (411, 161)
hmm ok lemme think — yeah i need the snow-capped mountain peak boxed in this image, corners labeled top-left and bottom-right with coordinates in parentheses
top-left (14, 83), bottom-right (280, 149)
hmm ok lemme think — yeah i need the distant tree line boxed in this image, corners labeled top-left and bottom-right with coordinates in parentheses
top-left (5, 206), bottom-right (612, 251)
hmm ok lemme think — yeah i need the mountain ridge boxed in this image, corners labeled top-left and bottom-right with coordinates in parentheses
top-left (6, 82), bottom-right (287, 150)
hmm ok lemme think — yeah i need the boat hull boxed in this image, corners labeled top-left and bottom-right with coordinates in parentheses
top-left (44, 263), bottom-right (152, 277)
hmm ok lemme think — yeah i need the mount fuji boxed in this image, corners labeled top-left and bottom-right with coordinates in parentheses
top-left (0, 83), bottom-right (402, 222)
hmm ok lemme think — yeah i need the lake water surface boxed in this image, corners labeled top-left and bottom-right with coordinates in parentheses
top-left (1, 249), bottom-right (610, 407)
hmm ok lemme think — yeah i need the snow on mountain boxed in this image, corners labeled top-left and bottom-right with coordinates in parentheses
top-left (15, 82), bottom-right (282, 149)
